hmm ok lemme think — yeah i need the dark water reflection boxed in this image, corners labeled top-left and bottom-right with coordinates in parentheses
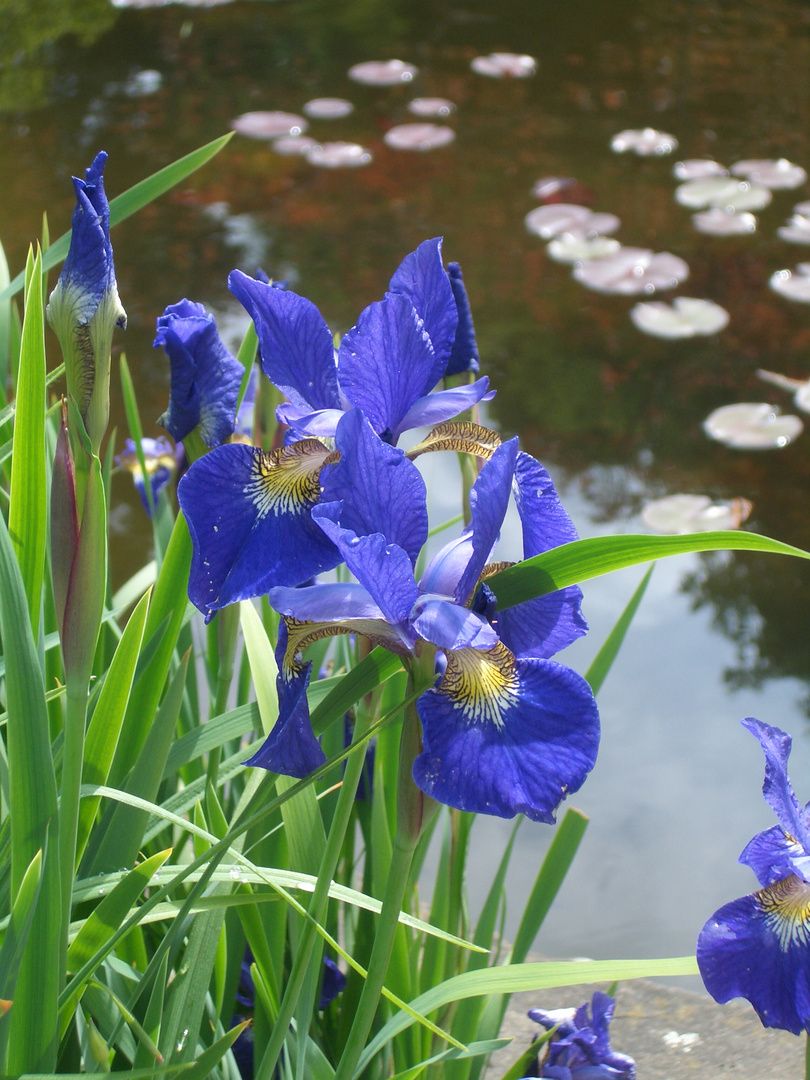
top-left (5, 0), bottom-right (810, 963)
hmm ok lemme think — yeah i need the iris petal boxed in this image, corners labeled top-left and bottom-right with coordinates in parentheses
top-left (740, 824), bottom-right (810, 888)
top-left (513, 452), bottom-right (580, 556)
top-left (229, 270), bottom-right (341, 411)
top-left (337, 294), bottom-right (442, 441)
top-left (741, 717), bottom-right (810, 855)
top-left (395, 377), bottom-right (494, 434)
top-left (178, 441), bottom-right (340, 620)
top-left (445, 262), bottom-right (480, 375)
top-left (494, 586), bottom-right (588, 660)
top-left (413, 644), bottom-right (600, 822)
top-left (411, 597), bottom-right (498, 651)
top-left (320, 409), bottom-right (428, 565)
top-left (388, 237), bottom-right (458, 371)
top-left (697, 875), bottom-right (810, 1034)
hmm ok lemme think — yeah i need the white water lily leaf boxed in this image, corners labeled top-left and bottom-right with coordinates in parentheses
top-left (641, 494), bottom-right (752, 534)
top-left (691, 208), bottom-right (757, 236)
top-left (770, 266), bottom-right (810, 302)
top-left (546, 235), bottom-right (621, 264)
top-left (573, 247), bottom-right (689, 295)
top-left (703, 402), bottom-right (803, 449)
top-left (470, 52), bottom-right (536, 78)
top-left (231, 111), bottom-right (308, 138)
top-left (307, 141), bottom-right (372, 168)
top-left (524, 204), bottom-right (619, 240)
top-left (532, 176), bottom-right (578, 200)
top-left (348, 59), bottom-right (417, 85)
top-left (672, 159), bottom-right (728, 180)
top-left (630, 297), bottom-right (729, 339)
top-left (408, 97), bottom-right (455, 117)
top-left (384, 123), bottom-right (455, 150)
top-left (757, 368), bottom-right (810, 413)
top-left (303, 98), bottom-right (354, 119)
top-left (777, 214), bottom-right (810, 244)
top-left (731, 158), bottom-right (807, 190)
top-left (611, 127), bottom-right (678, 155)
top-left (272, 135), bottom-right (320, 156)
top-left (675, 178), bottom-right (772, 211)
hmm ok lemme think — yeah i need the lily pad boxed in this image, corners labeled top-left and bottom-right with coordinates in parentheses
top-left (348, 60), bottom-right (417, 85)
top-left (703, 402), bottom-right (803, 449)
top-left (546, 235), bottom-right (621, 264)
top-left (641, 494), bottom-right (752, 534)
top-left (672, 159), bottom-right (728, 180)
top-left (691, 208), bottom-right (757, 236)
top-left (306, 141), bottom-right (372, 168)
top-left (231, 111), bottom-right (308, 138)
top-left (573, 247), bottom-right (689, 295)
top-left (470, 53), bottom-right (536, 78)
top-left (730, 158), bottom-right (807, 190)
top-left (630, 297), bottom-right (729, 339)
top-left (408, 97), bottom-right (455, 117)
top-left (675, 177), bottom-right (772, 211)
top-left (272, 135), bottom-right (320, 156)
top-left (611, 128), bottom-right (678, 155)
top-left (757, 368), bottom-right (810, 412)
top-left (777, 214), bottom-right (810, 244)
top-left (770, 265), bottom-right (810, 302)
top-left (524, 204), bottom-right (620, 240)
top-left (303, 98), bottom-right (354, 119)
top-left (384, 123), bottom-right (455, 151)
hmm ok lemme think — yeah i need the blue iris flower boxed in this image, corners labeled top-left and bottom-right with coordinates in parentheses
top-left (177, 239), bottom-right (490, 621)
top-left (228, 237), bottom-right (492, 443)
top-left (528, 992), bottom-right (636, 1079)
top-left (115, 436), bottom-right (181, 516)
top-left (250, 407), bottom-right (598, 823)
top-left (155, 299), bottom-right (245, 449)
top-left (46, 151), bottom-right (127, 451)
top-left (697, 717), bottom-right (810, 1034)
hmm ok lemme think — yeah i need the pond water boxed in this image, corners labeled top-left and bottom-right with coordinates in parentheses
top-left (5, 0), bottom-right (810, 981)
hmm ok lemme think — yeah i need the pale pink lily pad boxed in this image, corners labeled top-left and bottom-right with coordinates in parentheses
top-left (793, 200), bottom-right (810, 215)
top-left (691, 208), bottom-right (757, 236)
top-left (672, 159), bottom-right (728, 181)
top-left (641, 494), bottom-right (752, 534)
top-left (524, 204), bottom-right (620, 240)
top-left (470, 53), bottom-right (536, 78)
top-left (573, 247), bottom-right (689, 295)
top-left (630, 297), bottom-right (729, 339)
top-left (303, 98), bottom-right (354, 119)
top-left (546, 235), bottom-right (621, 264)
top-left (675, 177), bottom-right (772, 212)
top-left (231, 111), bottom-right (308, 138)
top-left (306, 142), bottom-right (372, 168)
top-left (532, 176), bottom-right (578, 200)
top-left (384, 123), bottom-right (455, 151)
top-left (348, 60), bottom-right (417, 85)
top-left (272, 135), bottom-right (320, 156)
top-left (777, 214), bottom-right (810, 244)
top-left (730, 158), bottom-right (807, 190)
top-left (611, 128), bottom-right (678, 155)
top-left (770, 265), bottom-right (810, 302)
top-left (408, 97), bottom-right (455, 117)
top-left (757, 368), bottom-right (810, 413)
top-left (703, 402), bottom-right (803, 449)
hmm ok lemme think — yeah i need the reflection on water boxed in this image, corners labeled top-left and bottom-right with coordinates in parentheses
top-left (5, 0), bottom-right (810, 961)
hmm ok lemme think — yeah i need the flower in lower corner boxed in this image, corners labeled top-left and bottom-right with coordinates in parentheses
top-left (46, 151), bottom-right (127, 451)
top-left (697, 717), bottom-right (810, 1034)
top-left (252, 407), bottom-right (598, 823)
top-left (528, 991), bottom-right (636, 1078)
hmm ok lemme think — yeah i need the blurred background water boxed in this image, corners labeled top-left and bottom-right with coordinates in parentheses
top-left (4, 0), bottom-right (810, 981)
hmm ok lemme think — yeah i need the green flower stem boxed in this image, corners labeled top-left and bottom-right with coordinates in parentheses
top-left (805, 1031), bottom-right (810, 1080)
top-left (58, 680), bottom-right (89, 983)
top-left (334, 658), bottom-right (437, 1080)
top-left (207, 604), bottom-right (240, 787)
top-left (254, 704), bottom-right (375, 1080)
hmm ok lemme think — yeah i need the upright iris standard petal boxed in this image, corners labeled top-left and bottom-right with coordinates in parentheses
top-left (337, 294), bottom-right (443, 442)
top-left (413, 644), bottom-right (600, 822)
top-left (46, 151), bottom-right (126, 450)
top-left (155, 299), bottom-right (244, 448)
top-left (698, 878), bottom-right (810, 1035)
top-left (388, 236), bottom-right (458, 369)
top-left (445, 262), bottom-right (480, 375)
top-left (742, 717), bottom-right (810, 855)
top-left (228, 270), bottom-right (341, 411)
top-left (178, 440), bottom-right (340, 620)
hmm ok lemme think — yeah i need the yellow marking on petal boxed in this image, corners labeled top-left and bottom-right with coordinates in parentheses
top-left (242, 439), bottom-right (332, 519)
top-left (282, 617), bottom-right (353, 676)
top-left (481, 561), bottom-right (515, 580)
top-left (439, 642), bottom-right (520, 730)
top-left (757, 874), bottom-right (810, 950)
top-left (406, 422), bottom-right (501, 461)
